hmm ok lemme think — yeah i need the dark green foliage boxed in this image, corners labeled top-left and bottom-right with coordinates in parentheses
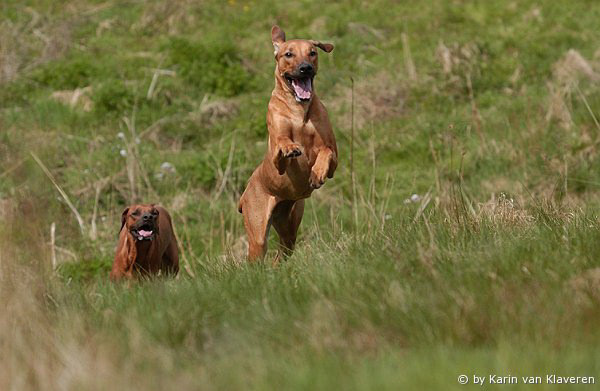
top-left (92, 80), bottom-right (136, 114)
top-left (166, 37), bottom-right (255, 97)
top-left (31, 56), bottom-right (99, 89)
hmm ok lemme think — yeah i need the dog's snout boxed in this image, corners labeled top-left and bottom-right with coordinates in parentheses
top-left (142, 213), bottom-right (153, 221)
top-left (299, 63), bottom-right (314, 75)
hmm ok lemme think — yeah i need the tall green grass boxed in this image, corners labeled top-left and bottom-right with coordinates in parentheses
top-left (2, 0), bottom-right (600, 389)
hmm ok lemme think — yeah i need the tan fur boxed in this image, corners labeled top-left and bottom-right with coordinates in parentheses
top-left (239, 26), bottom-right (337, 262)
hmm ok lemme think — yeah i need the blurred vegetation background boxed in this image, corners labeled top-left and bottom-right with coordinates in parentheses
top-left (2, 0), bottom-right (600, 389)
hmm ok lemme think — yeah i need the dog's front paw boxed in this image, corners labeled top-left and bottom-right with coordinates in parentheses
top-left (309, 168), bottom-right (327, 189)
top-left (280, 143), bottom-right (302, 158)
top-left (273, 143), bottom-right (303, 175)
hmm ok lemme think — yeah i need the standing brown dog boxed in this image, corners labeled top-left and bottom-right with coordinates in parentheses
top-left (238, 25), bottom-right (337, 262)
top-left (110, 204), bottom-right (179, 279)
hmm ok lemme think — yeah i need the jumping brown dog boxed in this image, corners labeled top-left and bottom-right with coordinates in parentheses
top-left (110, 204), bottom-right (179, 279)
top-left (238, 25), bottom-right (337, 262)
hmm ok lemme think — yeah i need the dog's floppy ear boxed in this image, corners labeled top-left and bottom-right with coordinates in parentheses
top-left (120, 207), bottom-right (129, 231)
top-left (310, 40), bottom-right (334, 53)
top-left (271, 25), bottom-right (286, 56)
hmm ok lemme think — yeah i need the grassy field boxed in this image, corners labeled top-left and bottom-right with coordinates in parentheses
top-left (2, 0), bottom-right (600, 389)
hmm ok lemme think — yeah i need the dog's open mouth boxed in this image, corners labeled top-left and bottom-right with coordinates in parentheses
top-left (132, 224), bottom-right (155, 241)
top-left (285, 75), bottom-right (313, 102)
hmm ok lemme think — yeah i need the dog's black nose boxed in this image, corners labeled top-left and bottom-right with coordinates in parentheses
top-left (299, 63), bottom-right (314, 75)
top-left (142, 213), bottom-right (152, 221)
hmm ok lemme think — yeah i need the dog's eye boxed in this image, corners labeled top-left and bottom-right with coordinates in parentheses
top-left (132, 210), bottom-right (140, 216)
top-left (285, 52), bottom-right (293, 58)
top-left (309, 51), bottom-right (317, 56)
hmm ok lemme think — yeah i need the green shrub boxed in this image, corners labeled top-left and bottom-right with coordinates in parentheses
top-left (92, 80), bottom-right (136, 114)
top-left (31, 57), bottom-right (99, 89)
top-left (166, 37), bottom-right (255, 97)
top-left (176, 152), bottom-right (216, 188)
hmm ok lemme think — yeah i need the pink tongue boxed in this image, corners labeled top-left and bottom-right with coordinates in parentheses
top-left (292, 78), bottom-right (312, 99)
top-left (138, 230), bottom-right (152, 237)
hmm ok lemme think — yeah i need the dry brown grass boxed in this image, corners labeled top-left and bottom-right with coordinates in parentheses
top-left (50, 87), bottom-right (93, 112)
top-left (329, 72), bottom-right (405, 130)
top-left (568, 267), bottom-right (600, 308)
top-left (546, 49), bottom-right (599, 130)
top-left (0, 193), bottom-right (56, 390)
top-left (435, 41), bottom-right (485, 85)
top-left (133, 0), bottom-right (200, 35)
top-left (0, 8), bottom-right (74, 84)
top-left (0, 196), bottom-right (198, 390)
top-left (192, 96), bottom-right (240, 127)
top-left (477, 192), bottom-right (534, 226)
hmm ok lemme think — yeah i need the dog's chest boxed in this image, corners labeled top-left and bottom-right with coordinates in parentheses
top-left (292, 118), bottom-right (318, 142)
top-left (294, 120), bottom-right (325, 166)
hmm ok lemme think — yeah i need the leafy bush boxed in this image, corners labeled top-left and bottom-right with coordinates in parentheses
top-left (175, 152), bottom-right (217, 188)
top-left (31, 57), bottom-right (99, 89)
top-left (166, 37), bottom-right (255, 97)
top-left (92, 80), bottom-right (136, 114)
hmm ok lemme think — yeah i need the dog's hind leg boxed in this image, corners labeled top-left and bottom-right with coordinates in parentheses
top-left (272, 199), bottom-right (304, 264)
top-left (240, 177), bottom-right (277, 261)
